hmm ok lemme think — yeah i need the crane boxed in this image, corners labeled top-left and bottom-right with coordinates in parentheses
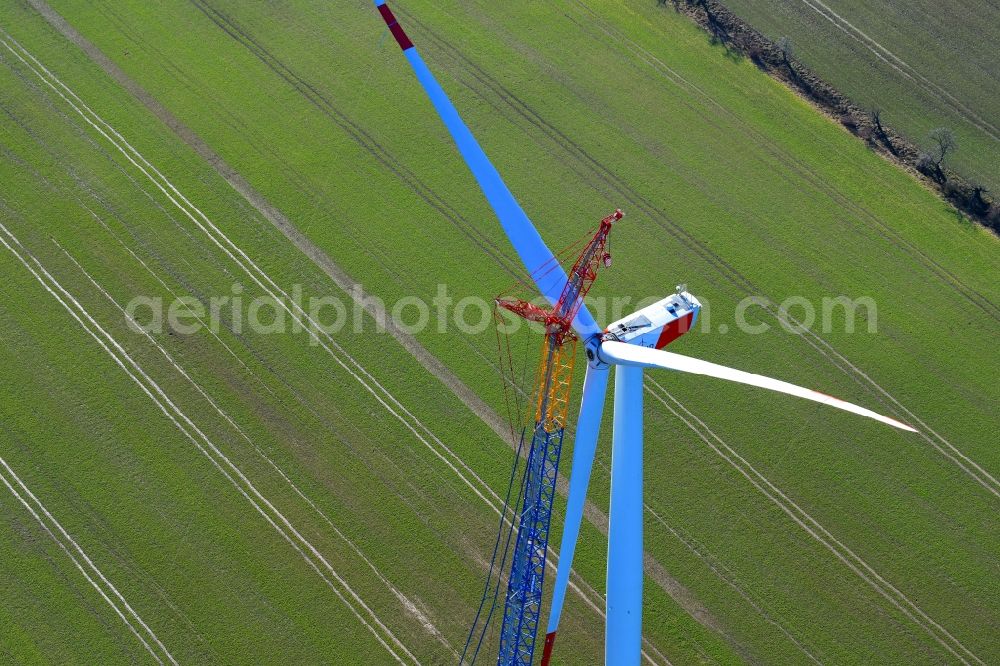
top-left (493, 209), bottom-right (621, 665)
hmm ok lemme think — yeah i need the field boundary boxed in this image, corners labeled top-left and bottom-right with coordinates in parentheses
top-left (664, 0), bottom-right (999, 234)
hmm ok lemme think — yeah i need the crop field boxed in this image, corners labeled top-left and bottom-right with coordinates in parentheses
top-left (0, 0), bottom-right (997, 664)
top-left (720, 0), bottom-right (1000, 192)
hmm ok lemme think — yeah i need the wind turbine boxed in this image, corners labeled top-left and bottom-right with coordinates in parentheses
top-left (371, 3), bottom-right (916, 664)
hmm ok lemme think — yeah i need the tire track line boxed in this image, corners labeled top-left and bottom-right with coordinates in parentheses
top-left (0, 453), bottom-right (175, 665)
top-left (56, 240), bottom-right (457, 658)
top-left (643, 376), bottom-right (984, 665)
top-left (78, 201), bottom-right (281, 403)
top-left (0, 218), bottom-right (416, 665)
top-left (644, 504), bottom-right (823, 665)
top-left (797, 0), bottom-right (1000, 141)
top-left (187, 0), bottom-right (528, 290)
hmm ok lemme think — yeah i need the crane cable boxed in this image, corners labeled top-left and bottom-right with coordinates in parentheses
top-left (460, 308), bottom-right (533, 663)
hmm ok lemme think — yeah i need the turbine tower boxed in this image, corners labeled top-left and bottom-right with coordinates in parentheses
top-left (372, 3), bottom-right (916, 664)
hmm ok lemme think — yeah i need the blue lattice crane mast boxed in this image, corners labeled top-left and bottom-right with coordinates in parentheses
top-left (493, 210), bottom-right (621, 665)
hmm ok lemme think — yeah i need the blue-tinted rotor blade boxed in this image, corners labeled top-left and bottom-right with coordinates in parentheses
top-left (374, 1), bottom-right (601, 338)
top-left (540, 364), bottom-right (609, 666)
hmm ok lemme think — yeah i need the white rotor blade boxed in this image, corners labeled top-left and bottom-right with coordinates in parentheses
top-left (600, 341), bottom-right (917, 432)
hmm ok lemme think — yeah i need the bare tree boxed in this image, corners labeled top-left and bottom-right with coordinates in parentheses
top-left (869, 107), bottom-right (896, 153)
top-left (777, 36), bottom-right (793, 65)
top-left (970, 185), bottom-right (990, 215)
top-left (870, 107), bottom-right (884, 135)
top-left (918, 127), bottom-right (956, 183)
top-left (928, 127), bottom-right (956, 165)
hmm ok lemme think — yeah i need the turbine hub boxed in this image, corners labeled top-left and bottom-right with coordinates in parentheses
top-left (584, 335), bottom-right (609, 370)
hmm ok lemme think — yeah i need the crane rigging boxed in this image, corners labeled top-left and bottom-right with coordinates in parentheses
top-left (493, 209), bottom-right (621, 665)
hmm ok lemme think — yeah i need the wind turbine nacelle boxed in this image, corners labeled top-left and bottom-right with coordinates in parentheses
top-left (604, 289), bottom-right (701, 350)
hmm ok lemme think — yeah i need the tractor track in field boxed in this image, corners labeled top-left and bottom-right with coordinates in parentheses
top-left (2, 22), bottom-right (677, 662)
top-left (0, 212), bottom-right (418, 665)
top-left (57, 241), bottom-right (458, 659)
top-left (0, 446), bottom-right (176, 664)
top-left (643, 503), bottom-right (824, 665)
top-left (795, 0), bottom-right (1000, 142)
top-left (402, 6), bottom-right (1000, 501)
top-left (568, 0), bottom-right (1000, 325)
top-left (644, 376), bottom-right (985, 665)
top-left (0, 337), bottom-right (215, 661)
top-left (185, 0), bottom-right (530, 294)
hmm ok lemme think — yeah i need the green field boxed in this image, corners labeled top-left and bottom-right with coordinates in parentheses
top-left (719, 0), bottom-right (1000, 192)
top-left (0, 0), bottom-right (997, 664)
